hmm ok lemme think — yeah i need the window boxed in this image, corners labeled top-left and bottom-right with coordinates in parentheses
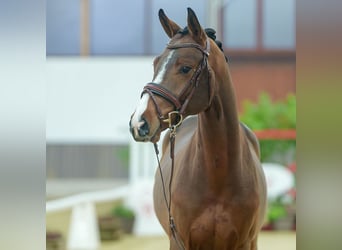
top-left (46, 0), bottom-right (80, 55)
top-left (263, 0), bottom-right (295, 49)
top-left (46, 0), bottom-right (207, 56)
top-left (90, 0), bottom-right (145, 55)
top-left (222, 0), bottom-right (296, 51)
top-left (224, 0), bottom-right (257, 49)
top-left (46, 0), bottom-right (295, 56)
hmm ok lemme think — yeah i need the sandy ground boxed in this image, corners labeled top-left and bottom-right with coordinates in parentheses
top-left (100, 231), bottom-right (296, 250)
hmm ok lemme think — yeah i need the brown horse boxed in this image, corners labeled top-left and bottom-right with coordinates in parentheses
top-left (129, 8), bottom-right (267, 250)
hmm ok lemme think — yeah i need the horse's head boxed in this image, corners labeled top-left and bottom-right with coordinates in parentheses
top-left (130, 8), bottom-right (222, 142)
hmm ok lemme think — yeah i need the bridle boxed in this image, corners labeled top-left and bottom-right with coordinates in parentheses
top-left (140, 39), bottom-right (211, 250)
top-left (141, 39), bottom-right (211, 132)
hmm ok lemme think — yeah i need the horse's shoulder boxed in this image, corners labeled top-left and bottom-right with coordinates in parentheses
top-left (162, 115), bottom-right (198, 154)
top-left (179, 115), bottom-right (198, 131)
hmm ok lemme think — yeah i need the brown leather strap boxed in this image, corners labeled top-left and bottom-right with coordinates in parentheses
top-left (142, 87), bottom-right (164, 120)
top-left (153, 139), bottom-right (186, 250)
top-left (143, 83), bottom-right (182, 110)
top-left (167, 39), bottom-right (210, 56)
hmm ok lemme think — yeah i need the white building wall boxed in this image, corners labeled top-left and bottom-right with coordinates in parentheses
top-left (47, 57), bottom-right (155, 144)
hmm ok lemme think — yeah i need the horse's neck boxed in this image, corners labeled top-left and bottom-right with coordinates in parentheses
top-left (199, 92), bottom-right (240, 161)
top-left (195, 71), bottom-right (243, 186)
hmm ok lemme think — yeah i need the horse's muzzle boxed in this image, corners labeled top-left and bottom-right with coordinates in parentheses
top-left (129, 118), bottom-right (150, 142)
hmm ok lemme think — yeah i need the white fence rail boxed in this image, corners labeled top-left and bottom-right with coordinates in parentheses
top-left (46, 185), bottom-right (130, 213)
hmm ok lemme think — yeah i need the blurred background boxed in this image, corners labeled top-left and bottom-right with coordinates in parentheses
top-left (46, 0), bottom-right (296, 249)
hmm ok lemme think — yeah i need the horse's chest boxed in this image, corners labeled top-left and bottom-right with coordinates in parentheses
top-left (187, 206), bottom-right (239, 248)
top-left (172, 183), bottom-right (250, 247)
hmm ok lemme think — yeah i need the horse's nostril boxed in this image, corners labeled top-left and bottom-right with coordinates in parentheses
top-left (138, 119), bottom-right (149, 137)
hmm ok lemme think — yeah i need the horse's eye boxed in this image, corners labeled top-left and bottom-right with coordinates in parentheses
top-left (180, 66), bottom-right (192, 74)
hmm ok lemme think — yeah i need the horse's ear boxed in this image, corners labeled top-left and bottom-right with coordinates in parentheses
top-left (159, 9), bottom-right (181, 38)
top-left (187, 8), bottom-right (206, 46)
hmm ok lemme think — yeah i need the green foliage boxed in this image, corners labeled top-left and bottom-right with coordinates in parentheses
top-left (112, 204), bottom-right (135, 219)
top-left (268, 200), bottom-right (288, 222)
top-left (116, 145), bottom-right (129, 169)
top-left (239, 92), bottom-right (296, 164)
top-left (240, 92), bottom-right (296, 129)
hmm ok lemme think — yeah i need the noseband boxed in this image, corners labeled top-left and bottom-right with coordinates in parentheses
top-left (141, 39), bottom-right (211, 130)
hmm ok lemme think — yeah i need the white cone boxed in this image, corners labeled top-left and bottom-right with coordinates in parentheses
top-left (67, 202), bottom-right (100, 250)
top-left (125, 180), bottom-right (164, 236)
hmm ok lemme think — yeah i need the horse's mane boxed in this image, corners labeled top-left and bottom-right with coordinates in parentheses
top-left (178, 27), bottom-right (228, 62)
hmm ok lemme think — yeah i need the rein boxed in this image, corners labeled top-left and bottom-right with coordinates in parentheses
top-left (153, 134), bottom-right (185, 250)
top-left (143, 39), bottom-right (211, 250)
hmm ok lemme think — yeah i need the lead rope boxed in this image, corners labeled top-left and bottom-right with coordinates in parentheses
top-left (153, 125), bottom-right (186, 250)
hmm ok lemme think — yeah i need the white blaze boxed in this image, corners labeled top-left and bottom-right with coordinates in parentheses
top-left (152, 50), bottom-right (175, 84)
top-left (131, 51), bottom-right (175, 129)
top-left (131, 93), bottom-right (149, 128)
